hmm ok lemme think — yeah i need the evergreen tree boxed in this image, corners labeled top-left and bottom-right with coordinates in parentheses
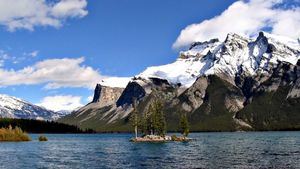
top-left (142, 104), bottom-right (154, 135)
top-left (153, 99), bottom-right (166, 136)
top-left (130, 98), bottom-right (139, 138)
top-left (141, 98), bottom-right (166, 136)
top-left (179, 113), bottom-right (189, 137)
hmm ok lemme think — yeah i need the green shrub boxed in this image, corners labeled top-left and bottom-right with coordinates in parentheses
top-left (38, 135), bottom-right (48, 141)
top-left (171, 135), bottom-right (178, 141)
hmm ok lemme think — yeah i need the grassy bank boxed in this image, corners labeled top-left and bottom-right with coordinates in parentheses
top-left (0, 126), bottom-right (31, 142)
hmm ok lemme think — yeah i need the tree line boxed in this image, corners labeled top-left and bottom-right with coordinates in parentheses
top-left (0, 118), bottom-right (95, 133)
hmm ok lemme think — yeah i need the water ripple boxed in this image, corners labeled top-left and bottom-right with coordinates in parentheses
top-left (0, 132), bottom-right (299, 169)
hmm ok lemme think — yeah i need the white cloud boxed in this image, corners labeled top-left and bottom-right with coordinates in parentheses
top-left (0, 49), bottom-right (38, 64)
top-left (0, 57), bottom-right (103, 89)
top-left (0, 50), bottom-right (9, 59)
top-left (0, 0), bottom-right (88, 31)
top-left (25, 50), bottom-right (39, 57)
top-left (87, 95), bottom-right (93, 102)
top-left (52, 0), bottom-right (88, 18)
top-left (173, 0), bottom-right (300, 48)
top-left (0, 60), bottom-right (4, 67)
top-left (37, 95), bottom-right (83, 112)
top-left (0, 50), bottom-right (10, 66)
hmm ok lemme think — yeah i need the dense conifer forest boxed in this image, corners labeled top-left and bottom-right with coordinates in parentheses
top-left (0, 118), bottom-right (95, 133)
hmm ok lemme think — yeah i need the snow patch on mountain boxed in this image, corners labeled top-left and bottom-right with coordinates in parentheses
top-left (99, 77), bottom-right (132, 88)
top-left (262, 32), bottom-right (300, 50)
top-left (139, 58), bottom-right (211, 87)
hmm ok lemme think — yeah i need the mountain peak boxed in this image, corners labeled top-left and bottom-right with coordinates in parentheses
top-left (97, 32), bottom-right (299, 89)
top-left (225, 32), bottom-right (249, 43)
top-left (137, 32), bottom-right (300, 87)
top-left (258, 31), bottom-right (300, 50)
top-left (188, 38), bottom-right (219, 50)
top-left (0, 94), bottom-right (68, 120)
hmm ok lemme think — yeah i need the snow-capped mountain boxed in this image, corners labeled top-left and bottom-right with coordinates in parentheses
top-left (98, 32), bottom-right (299, 89)
top-left (61, 32), bottom-right (300, 132)
top-left (139, 32), bottom-right (300, 87)
top-left (0, 94), bottom-right (68, 120)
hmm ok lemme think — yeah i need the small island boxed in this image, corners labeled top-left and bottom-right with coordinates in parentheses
top-left (38, 135), bottom-right (48, 141)
top-left (129, 98), bottom-right (192, 142)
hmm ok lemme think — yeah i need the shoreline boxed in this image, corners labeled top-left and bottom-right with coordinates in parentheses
top-left (130, 135), bottom-right (193, 142)
top-left (72, 129), bottom-right (300, 134)
top-left (25, 130), bottom-right (300, 134)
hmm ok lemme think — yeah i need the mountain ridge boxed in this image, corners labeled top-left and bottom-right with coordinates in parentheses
top-left (0, 94), bottom-right (69, 120)
top-left (59, 32), bottom-right (300, 132)
top-left (98, 32), bottom-right (299, 89)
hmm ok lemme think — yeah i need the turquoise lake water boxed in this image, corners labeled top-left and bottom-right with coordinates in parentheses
top-left (0, 132), bottom-right (299, 169)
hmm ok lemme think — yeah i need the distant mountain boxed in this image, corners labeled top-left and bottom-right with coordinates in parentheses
top-left (60, 32), bottom-right (300, 132)
top-left (0, 94), bottom-right (68, 121)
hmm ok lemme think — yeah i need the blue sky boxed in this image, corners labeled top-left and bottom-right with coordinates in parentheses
top-left (0, 0), bottom-right (299, 111)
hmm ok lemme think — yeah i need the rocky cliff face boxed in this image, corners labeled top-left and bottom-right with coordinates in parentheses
top-left (60, 84), bottom-right (126, 129)
top-left (177, 76), bottom-right (208, 112)
top-left (60, 32), bottom-right (300, 132)
top-left (92, 84), bottom-right (124, 107)
top-left (288, 78), bottom-right (300, 98)
top-left (116, 81), bottom-right (146, 107)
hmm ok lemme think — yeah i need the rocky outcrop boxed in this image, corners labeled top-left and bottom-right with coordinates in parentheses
top-left (234, 60), bottom-right (300, 130)
top-left (116, 81), bottom-right (146, 107)
top-left (288, 78), bottom-right (300, 98)
top-left (178, 77), bottom-right (208, 111)
top-left (92, 84), bottom-right (102, 102)
top-left (116, 77), bottom-right (178, 107)
top-left (255, 61), bottom-right (300, 94)
top-left (92, 84), bottom-right (124, 107)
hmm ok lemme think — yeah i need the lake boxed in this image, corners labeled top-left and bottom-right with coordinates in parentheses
top-left (0, 132), bottom-right (299, 169)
